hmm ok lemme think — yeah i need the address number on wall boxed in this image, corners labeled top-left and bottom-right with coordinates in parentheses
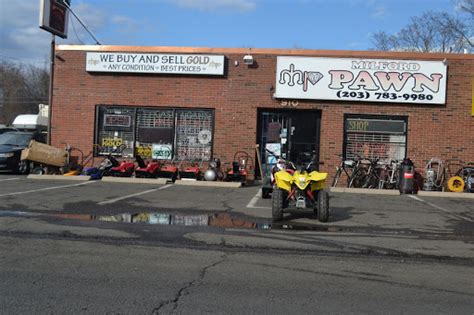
top-left (280, 99), bottom-right (299, 107)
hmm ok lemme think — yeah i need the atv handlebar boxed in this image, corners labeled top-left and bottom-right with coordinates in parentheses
top-left (265, 148), bottom-right (323, 171)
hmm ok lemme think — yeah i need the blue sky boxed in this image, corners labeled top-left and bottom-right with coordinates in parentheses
top-left (0, 0), bottom-right (461, 67)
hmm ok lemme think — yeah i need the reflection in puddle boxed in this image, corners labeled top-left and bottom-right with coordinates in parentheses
top-left (1, 211), bottom-right (332, 231)
top-left (91, 212), bottom-right (271, 230)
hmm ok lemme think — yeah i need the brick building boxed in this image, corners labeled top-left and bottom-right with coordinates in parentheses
top-left (52, 45), bottom-right (473, 181)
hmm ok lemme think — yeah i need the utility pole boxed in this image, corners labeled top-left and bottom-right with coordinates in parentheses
top-left (47, 34), bottom-right (55, 145)
top-left (40, 0), bottom-right (102, 144)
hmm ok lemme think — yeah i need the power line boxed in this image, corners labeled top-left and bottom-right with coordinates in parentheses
top-left (70, 15), bottom-right (85, 45)
top-left (63, 2), bottom-right (101, 45)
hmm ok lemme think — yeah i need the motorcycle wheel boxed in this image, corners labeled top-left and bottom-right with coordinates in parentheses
top-left (272, 187), bottom-right (284, 221)
top-left (317, 190), bottom-right (329, 222)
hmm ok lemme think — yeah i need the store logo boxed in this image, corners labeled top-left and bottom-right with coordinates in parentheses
top-left (278, 64), bottom-right (323, 92)
top-left (88, 58), bottom-right (100, 66)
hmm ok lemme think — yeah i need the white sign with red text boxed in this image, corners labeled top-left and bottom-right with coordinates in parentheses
top-left (274, 56), bottom-right (447, 104)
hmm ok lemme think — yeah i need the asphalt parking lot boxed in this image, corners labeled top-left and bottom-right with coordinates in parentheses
top-left (0, 174), bottom-right (472, 235)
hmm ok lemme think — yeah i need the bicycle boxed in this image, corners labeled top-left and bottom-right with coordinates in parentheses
top-left (360, 157), bottom-right (384, 189)
top-left (331, 154), bottom-right (357, 187)
top-left (347, 155), bottom-right (369, 188)
top-left (378, 160), bottom-right (401, 190)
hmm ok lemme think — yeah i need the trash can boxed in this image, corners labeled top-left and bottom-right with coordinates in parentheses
top-left (399, 158), bottom-right (415, 194)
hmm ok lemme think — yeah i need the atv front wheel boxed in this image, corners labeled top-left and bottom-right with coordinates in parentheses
top-left (317, 190), bottom-right (329, 222)
top-left (272, 187), bottom-right (284, 221)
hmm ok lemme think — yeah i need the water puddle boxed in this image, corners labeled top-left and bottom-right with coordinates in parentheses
top-left (1, 211), bottom-right (271, 230)
top-left (0, 211), bottom-right (333, 231)
top-left (91, 212), bottom-right (272, 230)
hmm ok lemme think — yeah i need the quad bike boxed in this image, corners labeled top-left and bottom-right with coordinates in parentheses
top-left (135, 155), bottom-right (161, 178)
top-left (272, 153), bottom-right (329, 222)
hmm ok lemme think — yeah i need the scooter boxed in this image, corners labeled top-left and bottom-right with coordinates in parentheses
top-left (134, 155), bottom-right (161, 178)
top-left (272, 152), bottom-right (329, 222)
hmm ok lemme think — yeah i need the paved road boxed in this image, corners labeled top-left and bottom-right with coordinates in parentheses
top-left (0, 174), bottom-right (473, 313)
top-left (1, 234), bottom-right (473, 314)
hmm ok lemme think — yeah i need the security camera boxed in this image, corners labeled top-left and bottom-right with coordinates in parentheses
top-left (243, 55), bottom-right (254, 65)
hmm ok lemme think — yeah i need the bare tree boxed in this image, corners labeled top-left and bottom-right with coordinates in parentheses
top-left (0, 61), bottom-right (49, 125)
top-left (371, 10), bottom-right (472, 52)
top-left (456, 0), bottom-right (474, 17)
top-left (371, 32), bottom-right (399, 51)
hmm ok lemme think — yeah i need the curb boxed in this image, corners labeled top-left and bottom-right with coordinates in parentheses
top-left (330, 187), bottom-right (474, 199)
top-left (418, 190), bottom-right (474, 199)
top-left (175, 180), bottom-right (242, 188)
top-left (329, 187), bottom-right (400, 195)
top-left (27, 174), bottom-right (91, 181)
top-left (101, 177), bottom-right (169, 185)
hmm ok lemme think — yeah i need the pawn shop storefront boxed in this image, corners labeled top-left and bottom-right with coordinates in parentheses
top-left (51, 45), bottom-right (473, 180)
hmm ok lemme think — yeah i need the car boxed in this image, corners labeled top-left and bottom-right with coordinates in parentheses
top-left (0, 126), bottom-right (18, 135)
top-left (0, 131), bottom-right (45, 174)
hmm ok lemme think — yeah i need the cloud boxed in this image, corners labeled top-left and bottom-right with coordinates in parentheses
top-left (61, 3), bottom-right (107, 45)
top-left (371, 5), bottom-right (387, 19)
top-left (171, 0), bottom-right (257, 12)
top-left (72, 3), bottom-right (107, 31)
top-left (0, 1), bottom-right (51, 64)
top-left (111, 15), bottom-right (140, 34)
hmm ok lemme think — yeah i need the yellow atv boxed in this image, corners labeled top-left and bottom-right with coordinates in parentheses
top-left (272, 159), bottom-right (329, 222)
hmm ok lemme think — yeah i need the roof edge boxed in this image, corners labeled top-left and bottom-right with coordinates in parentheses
top-left (56, 45), bottom-right (474, 60)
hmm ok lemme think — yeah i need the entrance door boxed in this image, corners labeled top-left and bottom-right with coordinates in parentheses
top-left (257, 109), bottom-right (321, 180)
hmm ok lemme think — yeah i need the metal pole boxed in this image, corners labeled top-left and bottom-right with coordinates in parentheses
top-left (47, 34), bottom-right (55, 145)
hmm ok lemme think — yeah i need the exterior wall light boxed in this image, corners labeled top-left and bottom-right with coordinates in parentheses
top-left (243, 54), bottom-right (254, 65)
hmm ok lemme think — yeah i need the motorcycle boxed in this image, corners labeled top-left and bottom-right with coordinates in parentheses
top-left (272, 153), bottom-right (329, 222)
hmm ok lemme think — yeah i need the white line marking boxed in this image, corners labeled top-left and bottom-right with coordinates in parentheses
top-left (246, 188), bottom-right (271, 209)
top-left (98, 184), bottom-right (173, 205)
top-left (0, 181), bottom-right (96, 197)
top-left (0, 178), bottom-right (20, 182)
top-left (408, 195), bottom-right (473, 222)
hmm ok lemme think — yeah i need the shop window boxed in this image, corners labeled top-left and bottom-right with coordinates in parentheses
top-left (343, 115), bottom-right (407, 161)
top-left (97, 107), bottom-right (136, 157)
top-left (136, 109), bottom-right (174, 160)
top-left (175, 110), bottom-right (213, 161)
top-left (95, 106), bottom-right (214, 161)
